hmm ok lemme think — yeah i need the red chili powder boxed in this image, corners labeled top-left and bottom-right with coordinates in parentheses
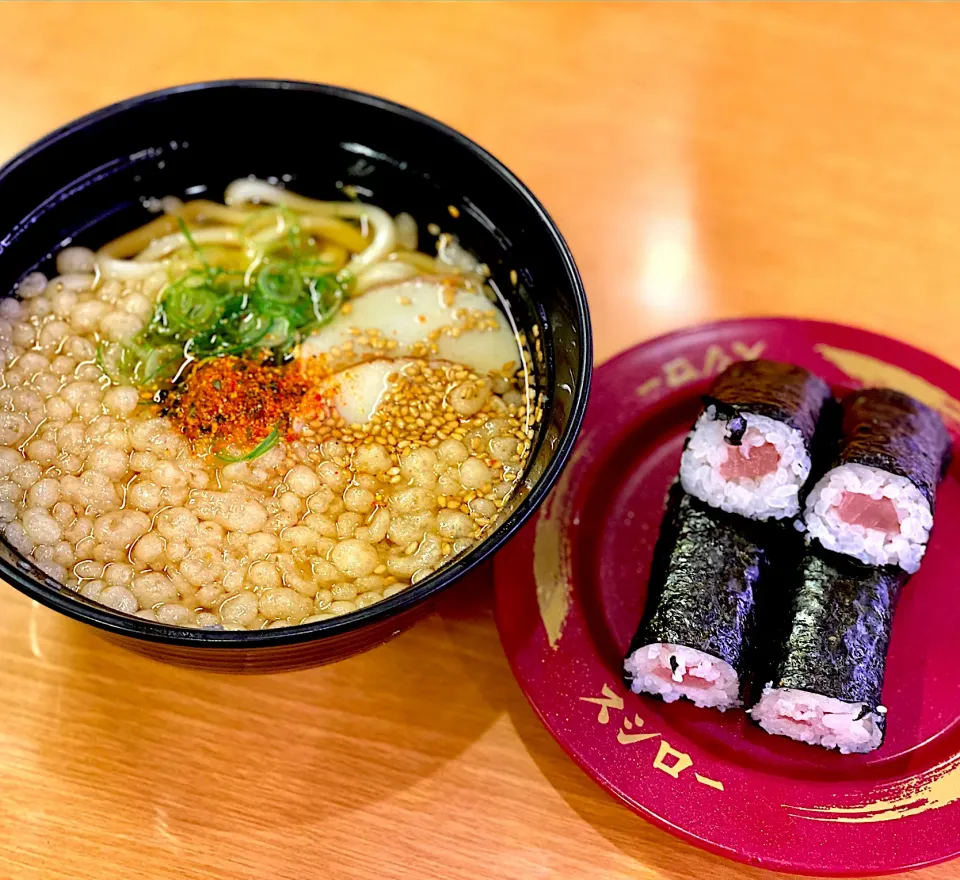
top-left (165, 356), bottom-right (312, 448)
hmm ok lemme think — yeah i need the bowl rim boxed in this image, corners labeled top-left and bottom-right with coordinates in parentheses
top-left (0, 77), bottom-right (592, 648)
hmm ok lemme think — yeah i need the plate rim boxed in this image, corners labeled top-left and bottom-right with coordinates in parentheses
top-left (494, 315), bottom-right (960, 877)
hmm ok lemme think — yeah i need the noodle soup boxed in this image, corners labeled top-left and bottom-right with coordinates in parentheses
top-left (2, 181), bottom-right (536, 630)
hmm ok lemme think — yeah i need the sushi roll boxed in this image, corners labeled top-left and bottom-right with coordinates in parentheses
top-left (803, 388), bottom-right (951, 573)
top-left (750, 549), bottom-right (908, 753)
top-left (680, 360), bottom-right (833, 521)
top-left (623, 489), bottom-right (774, 711)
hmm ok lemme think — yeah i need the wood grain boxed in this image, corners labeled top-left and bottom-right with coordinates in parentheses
top-left (0, 3), bottom-right (958, 878)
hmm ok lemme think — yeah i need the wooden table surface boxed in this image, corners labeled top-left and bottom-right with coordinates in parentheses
top-left (1, 3), bottom-right (959, 878)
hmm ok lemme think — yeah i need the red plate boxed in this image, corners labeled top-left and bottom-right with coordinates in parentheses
top-left (494, 318), bottom-right (960, 876)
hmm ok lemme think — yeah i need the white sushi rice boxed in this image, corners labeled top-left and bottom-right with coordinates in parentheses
top-left (624, 643), bottom-right (741, 711)
top-left (679, 409), bottom-right (811, 520)
top-left (803, 463), bottom-right (932, 573)
top-left (750, 686), bottom-right (884, 754)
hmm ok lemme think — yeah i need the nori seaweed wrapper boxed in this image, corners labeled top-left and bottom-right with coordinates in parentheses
top-left (625, 488), bottom-right (785, 679)
top-left (700, 359), bottom-right (833, 448)
top-left (829, 388), bottom-right (952, 509)
top-left (759, 548), bottom-right (908, 724)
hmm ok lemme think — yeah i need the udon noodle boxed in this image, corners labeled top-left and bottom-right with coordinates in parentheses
top-left (2, 181), bottom-right (536, 630)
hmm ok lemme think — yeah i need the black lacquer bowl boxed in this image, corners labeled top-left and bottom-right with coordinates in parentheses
top-left (0, 80), bottom-right (591, 671)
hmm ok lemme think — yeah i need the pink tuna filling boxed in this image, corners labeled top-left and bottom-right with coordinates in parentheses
top-left (833, 492), bottom-right (901, 533)
top-left (719, 442), bottom-right (780, 480)
top-left (653, 666), bottom-right (713, 689)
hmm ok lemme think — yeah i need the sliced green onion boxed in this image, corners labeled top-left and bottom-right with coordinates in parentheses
top-left (96, 341), bottom-right (133, 384)
top-left (308, 275), bottom-right (344, 324)
top-left (136, 344), bottom-right (184, 383)
top-left (162, 283), bottom-right (225, 332)
top-left (299, 256), bottom-right (334, 276)
top-left (215, 426), bottom-right (281, 463)
top-left (233, 311), bottom-right (273, 347)
top-left (257, 262), bottom-right (302, 304)
top-left (242, 207), bottom-right (301, 256)
top-left (259, 315), bottom-right (292, 348)
top-left (114, 245), bottom-right (348, 389)
top-left (176, 216), bottom-right (208, 266)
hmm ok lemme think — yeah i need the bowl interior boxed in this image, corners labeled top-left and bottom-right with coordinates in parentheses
top-left (0, 80), bottom-right (591, 645)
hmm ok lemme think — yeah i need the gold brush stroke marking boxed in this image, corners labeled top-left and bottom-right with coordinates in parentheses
top-left (815, 344), bottom-right (960, 427)
top-left (534, 440), bottom-right (591, 648)
top-left (785, 753), bottom-right (960, 823)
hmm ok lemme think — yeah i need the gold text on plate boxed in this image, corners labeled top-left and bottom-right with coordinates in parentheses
top-left (636, 339), bottom-right (767, 398)
top-left (580, 684), bottom-right (725, 791)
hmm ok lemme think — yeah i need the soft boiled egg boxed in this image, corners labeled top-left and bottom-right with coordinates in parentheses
top-left (319, 359), bottom-right (414, 425)
top-left (301, 279), bottom-right (522, 376)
